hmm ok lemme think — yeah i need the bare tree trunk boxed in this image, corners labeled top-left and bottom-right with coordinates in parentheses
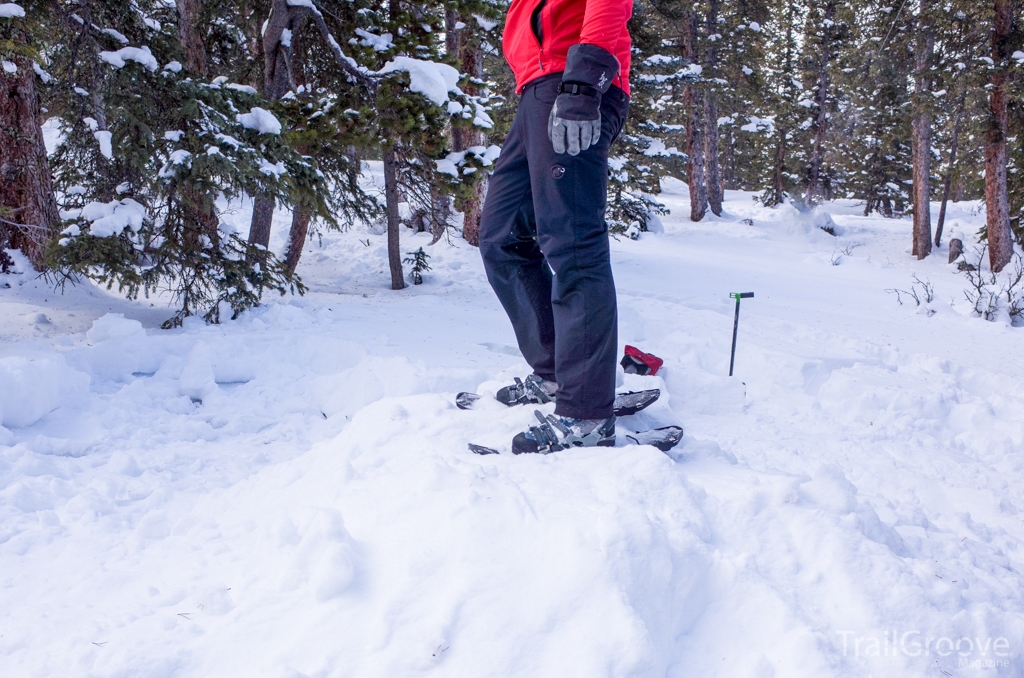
top-left (446, 11), bottom-right (486, 245)
top-left (911, 0), bottom-right (933, 259)
top-left (703, 0), bottom-right (722, 216)
top-left (383, 148), bottom-right (406, 290)
top-left (985, 0), bottom-right (1014, 272)
top-left (770, 132), bottom-right (787, 207)
top-left (247, 0), bottom-right (309, 249)
top-left (176, 0), bottom-right (208, 76)
top-left (935, 103), bottom-right (964, 248)
top-left (248, 195), bottom-right (274, 250)
top-left (0, 37), bottom-right (60, 270)
top-left (683, 9), bottom-right (707, 221)
top-left (283, 207), bottom-right (310, 276)
top-left (807, 1), bottom-right (834, 204)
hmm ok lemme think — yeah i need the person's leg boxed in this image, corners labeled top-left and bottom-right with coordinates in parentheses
top-left (518, 77), bottom-right (630, 420)
top-left (479, 104), bottom-right (557, 382)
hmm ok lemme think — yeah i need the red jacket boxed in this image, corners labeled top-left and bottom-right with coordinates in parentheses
top-left (502, 0), bottom-right (633, 96)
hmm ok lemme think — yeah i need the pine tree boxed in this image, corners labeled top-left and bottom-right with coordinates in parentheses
top-left (43, 0), bottom-right (328, 327)
top-left (0, 0), bottom-right (61, 270)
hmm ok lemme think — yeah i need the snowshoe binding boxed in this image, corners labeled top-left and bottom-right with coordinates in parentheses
top-left (457, 379), bottom-right (660, 417)
top-left (511, 410), bottom-right (617, 455)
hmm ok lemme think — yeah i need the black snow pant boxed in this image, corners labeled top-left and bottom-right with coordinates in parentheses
top-left (479, 73), bottom-right (629, 420)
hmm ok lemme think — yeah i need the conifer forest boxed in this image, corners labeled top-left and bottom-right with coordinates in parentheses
top-left (0, 0), bottom-right (1021, 324)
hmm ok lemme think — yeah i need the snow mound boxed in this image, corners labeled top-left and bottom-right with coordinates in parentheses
top-left (237, 107), bottom-right (282, 135)
top-left (0, 3), bottom-right (25, 18)
top-left (379, 56), bottom-right (460, 106)
top-left (0, 356), bottom-right (88, 428)
top-left (99, 46), bottom-right (159, 72)
top-left (86, 313), bottom-right (146, 344)
top-left (70, 198), bottom-right (147, 237)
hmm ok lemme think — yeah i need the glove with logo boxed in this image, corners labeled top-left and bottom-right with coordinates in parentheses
top-left (547, 44), bottom-right (620, 156)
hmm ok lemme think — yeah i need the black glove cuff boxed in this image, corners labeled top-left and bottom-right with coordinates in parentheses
top-left (563, 43), bottom-right (620, 94)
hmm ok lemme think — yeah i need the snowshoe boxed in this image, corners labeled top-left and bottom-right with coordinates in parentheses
top-left (456, 384), bottom-right (661, 418)
top-left (511, 410), bottom-right (617, 455)
top-left (469, 419), bottom-right (683, 456)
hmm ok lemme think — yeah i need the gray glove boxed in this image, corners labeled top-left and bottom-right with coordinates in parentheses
top-left (547, 84), bottom-right (602, 156)
top-left (546, 44), bottom-right (621, 156)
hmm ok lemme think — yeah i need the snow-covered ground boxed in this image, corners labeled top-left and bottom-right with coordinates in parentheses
top-left (1, 177), bottom-right (1023, 677)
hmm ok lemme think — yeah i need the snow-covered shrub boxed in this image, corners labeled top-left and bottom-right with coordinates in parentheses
top-left (960, 247), bottom-right (1024, 323)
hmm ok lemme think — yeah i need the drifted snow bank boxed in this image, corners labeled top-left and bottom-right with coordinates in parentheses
top-left (2, 189), bottom-right (1024, 676)
top-left (0, 356), bottom-right (88, 428)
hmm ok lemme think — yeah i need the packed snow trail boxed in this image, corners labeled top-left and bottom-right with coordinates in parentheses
top-left (1, 183), bottom-right (1023, 676)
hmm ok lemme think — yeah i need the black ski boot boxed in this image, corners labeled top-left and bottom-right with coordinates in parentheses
top-left (511, 410), bottom-right (616, 454)
top-left (495, 374), bottom-right (558, 407)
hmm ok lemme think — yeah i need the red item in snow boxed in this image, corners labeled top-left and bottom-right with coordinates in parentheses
top-left (502, 0), bottom-right (634, 95)
top-left (621, 345), bottom-right (663, 376)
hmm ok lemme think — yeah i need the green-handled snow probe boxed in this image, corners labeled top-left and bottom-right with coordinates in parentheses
top-left (729, 292), bottom-right (754, 377)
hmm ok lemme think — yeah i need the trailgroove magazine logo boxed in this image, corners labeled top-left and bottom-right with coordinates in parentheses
top-left (837, 630), bottom-right (1013, 668)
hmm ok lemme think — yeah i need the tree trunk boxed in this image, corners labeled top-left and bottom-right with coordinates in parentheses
top-left (911, 0), bottom-right (933, 259)
top-left (0, 44), bottom-right (60, 270)
top-left (248, 194), bottom-right (274, 250)
top-left (447, 12), bottom-right (486, 246)
top-left (984, 0), bottom-right (1014, 272)
top-left (683, 9), bottom-right (707, 221)
top-left (247, 0), bottom-right (310, 248)
top-left (935, 107), bottom-right (963, 248)
top-left (703, 0), bottom-right (722, 216)
top-left (283, 207), bottom-right (310, 276)
top-left (770, 131), bottom-right (787, 207)
top-left (383, 148), bottom-right (406, 290)
top-left (807, 1), bottom-right (834, 205)
top-left (176, 0), bottom-right (208, 76)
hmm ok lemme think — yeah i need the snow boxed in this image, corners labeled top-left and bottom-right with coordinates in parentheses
top-left (1, 59), bottom-right (14, 73)
top-left (236, 107), bottom-right (282, 135)
top-left (225, 82), bottom-right (258, 94)
top-left (163, 60), bottom-right (182, 73)
top-left (99, 46), bottom-right (159, 72)
top-left (2, 179), bottom-right (1024, 676)
top-left (66, 198), bottom-right (146, 237)
top-left (1013, 50), bottom-right (1024, 64)
top-left (355, 28), bottom-right (393, 52)
top-left (33, 61), bottom-right (53, 83)
top-left (94, 130), bottom-right (113, 159)
top-left (379, 56), bottom-right (460, 107)
top-left (0, 3), bottom-right (25, 18)
top-left (473, 14), bottom-right (499, 31)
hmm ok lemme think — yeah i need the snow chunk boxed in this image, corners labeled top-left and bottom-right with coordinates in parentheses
top-left (225, 83), bottom-right (257, 95)
top-left (237, 107), bottom-right (282, 135)
top-left (379, 57), bottom-right (460, 106)
top-left (99, 46), bottom-right (159, 72)
top-left (86, 313), bottom-right (145, 344)
top-left (80, 198), bottom-right (147, 237)
top-left (259, 158), bottom-right (287, 176)
top-left (435, 145), bottom-right (500, 177)
top-left (179, 342), bottom-right (217, 402)
top-left (1013, 51), bottom-right (1024, 64)
top-left (0, 3), bottom-right (25, 18)
top-left (0, 356), bottom-right (88, 428)
top-left (473, 14), bottom-right (498, 30)
top-left (163, 130), bottom-right (184, 142)
top-left (164, 60), bottom-right (182, 73)
top-left (94, 130), bottom-right (113, 159)
top-left (748, 21), bottom-right (761, 31)
top-left (33, 61), bottom-right (53, 83)
top-left (158, 149), bottom-right (192, 177)
top-left (102, 28), bottom-right (129, 45)
top-left (355, 28), bottom-right (393, 51)
top-left (2, 60), bottom-right (15, 73)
